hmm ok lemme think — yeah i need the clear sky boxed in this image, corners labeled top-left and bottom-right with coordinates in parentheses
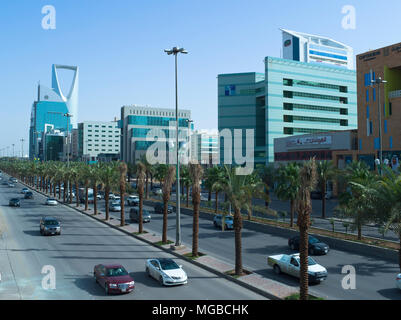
top-left (1, 0), bottom-right (401, 156)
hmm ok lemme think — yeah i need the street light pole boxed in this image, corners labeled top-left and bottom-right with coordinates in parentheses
top-left (372, 77), bottom-right (387, 175)
top-left (20, 138), bottom-right (25, 158)
top-left (164, 46), bottom-right (188, 248)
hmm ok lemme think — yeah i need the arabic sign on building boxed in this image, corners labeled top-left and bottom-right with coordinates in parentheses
top-left (286, 135), bottom-right (332, 147)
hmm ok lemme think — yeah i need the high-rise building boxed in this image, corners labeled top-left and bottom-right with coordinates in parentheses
top-left (281, 29), bottom-right (354, 70)
top-left (218, 57), bottom-right (357, 165)
top-left (120, 105), bottom-right (192, 164)
top-left (77, 121), bottom-right (120, 162)
top-left (190, 129), bottom-right (219, 166)
top-left (29, 64), bottom-right (79, 160)
top-left (332, 41), bottom-right (401, 170)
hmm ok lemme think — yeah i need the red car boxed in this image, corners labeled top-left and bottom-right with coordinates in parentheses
top-left (93, 264), bottom-right (135, 294)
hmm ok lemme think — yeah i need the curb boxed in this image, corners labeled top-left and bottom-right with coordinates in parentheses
top-left (18, 180), bottom-right (279, 300)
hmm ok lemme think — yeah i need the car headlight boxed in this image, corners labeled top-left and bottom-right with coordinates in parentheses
top-left (162, 273), bottom-right (172, 279)
top-left (128, 281), bottom-right (135, 286)
top-left (109, 283), bottom-right (118, 288)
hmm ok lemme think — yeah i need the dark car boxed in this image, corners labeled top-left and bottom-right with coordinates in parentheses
top-left (154, 203), bottom-right (173, 214)
top-left (9, 198), bottom-right (20, 207)
top-left (24, 191), bottom-right (34, 199)
top-left (40, 217), bottom-right (61, 236)
top-left (94, 264), bottom-right (135, 295)
top-left (130, 207), bottom-right (151, 223)
top-left (288, 235), bottom-right (330, 255)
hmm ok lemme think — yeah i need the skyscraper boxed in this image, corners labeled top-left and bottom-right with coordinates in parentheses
top-left (29, 64), bottom-right (79, 160)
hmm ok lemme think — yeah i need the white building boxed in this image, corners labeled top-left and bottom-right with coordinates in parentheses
top-left (281, 29), bottom-right (354, 70)
top-left (78, 121), bottom-right (120, 162)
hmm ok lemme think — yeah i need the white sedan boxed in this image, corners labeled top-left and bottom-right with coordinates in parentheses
top-left (396, 274), bottom-right (401, 290)
top-left (45, 198), bottom-right (58, 206)
top-left (145, 258), bottom-right (188, 286)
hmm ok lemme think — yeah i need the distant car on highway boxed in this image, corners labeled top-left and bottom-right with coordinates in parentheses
top-left (396, 274), bottom-right (401, 290)
top-left (9, 198), bottom-right (20, 207)
top-left (24, 191), bottom-right (34, 199)
top-left (8, 182), bottom-right (15, 188)
top-left (21, 187), bottom-right (29, 194)
top-left (288, 235), bottom-right (329, 255)
top-left (109, 201), bottom-right (121, 212)
top-left (267, 253), bottom-right (328, 284)
top-left (9, 177), bottom-right (17, 183)
top-left (145, 258), bottom-right (187, 286)
top-left (213, 214), bottom-right (234, 230)
top-left (154, 202), bottom-right (173, 214)
top-left (93, 264), bottom-right (135, 295)
top-left (39, 217), bottom-right (61, 236)
top-left (2, 181), bottom-right (8, 186)
top-left (126, 195), bottom-right (139, 206)
top-left (130, 207), bottom-right (151, 223)
top-left (45, 197), bottom-right (58, 206)
top-left (152, 187), bottom-right (162, 196)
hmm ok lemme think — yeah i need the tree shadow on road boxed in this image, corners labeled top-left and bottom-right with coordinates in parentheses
top-left (376, 288), bottom-right (401, 300)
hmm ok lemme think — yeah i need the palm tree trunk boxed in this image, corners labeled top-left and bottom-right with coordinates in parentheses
top-left (75, 181), bottom-right (79, 207)
top-left (93, 184), bottom-right (98, 215)
top-left (162, 199), bottom-right (168, 244)
top-left (138, 191), bottom-right (143, 233)
top-left (69, 182), bottom-right (73, 204)
top-left (85, 186), bottom-right (89, 210)
top-left (358, 224), bottom-right (362, 240)
top-left (105, 187), bottom-right (110, 220)
top-left (58, 182), bottom-right (61, 200)
top-left (145, 173), bottom-right (149, 199)
top-left (299, 225), bottom-right (309, 300)
top-left (321, 182), bottom-right (326, 219)
top-left (290, 199), bottom-right (295, 228)
top-left (120, 187), bottom-right (125, 227)
top-left (186, 185), bottom-right (189, 207)
top-left (215, 191), bottom-right (219, 213)
top-left (192, 195), bottom-right (200, 257)
top-left (234, 207), bottom-right (243, 276)
top-left (248, 200), bottom-right (252, 220)
top-left (63, 180), bottom-right (67, 203)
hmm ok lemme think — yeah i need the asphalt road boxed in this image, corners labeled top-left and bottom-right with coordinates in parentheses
top-left (0, 177), bottom-right (266, 300)
top-left (95, 197), bottom-right (401, 300)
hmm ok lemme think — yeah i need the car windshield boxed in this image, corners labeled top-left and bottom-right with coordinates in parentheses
top-left (48, 198), bottom-right (56, 201)
top-left (309, 237), bottom-right (319, 244)
top-left (308, 257), bottom-right (317, 266)
top-left (44, 220), bottom-right (59, 226)
top-left (159, 259), bottom-right (179, 270)
top-left (107, 267), bottom-right (128, 277)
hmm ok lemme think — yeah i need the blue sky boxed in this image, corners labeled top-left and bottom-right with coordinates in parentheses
top-left (1, 0), bottom-right (401, 156)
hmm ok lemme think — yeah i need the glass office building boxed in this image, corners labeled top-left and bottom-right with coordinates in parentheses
top-left (121, 105), bottom-right (192, 164)
top-left (218, 56), bottom-right (357, 165)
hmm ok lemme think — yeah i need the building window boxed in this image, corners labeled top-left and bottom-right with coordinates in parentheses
top-left (366, 89), bottom-right (369, 102)
top-left (389, 102), bottom-right (392, 115)
top-left (390, 136), bottom-right (393, 149)
top-left (369, 121), bottom-right (373, 135)
top-left (359, 139), bottom-right (362, 150)
top-left (373, 88), bottom-right (376, 101)
top-left (384, 120), bottom-right (388, 133)
top-left (374, 138), bottom-right (380, 150)
top-left (366, 106), bottom-right (369, 119)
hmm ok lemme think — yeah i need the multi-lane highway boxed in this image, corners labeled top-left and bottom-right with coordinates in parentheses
top-left (100, 196), bottom-right (401, 300)
top-left (0, 177), bottom-right (266, 300)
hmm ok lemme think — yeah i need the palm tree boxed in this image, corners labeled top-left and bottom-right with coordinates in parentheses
top-left (136, 161), bottom-right (146, 234)
top-left (258, 163), bottom-right (276, 208)
top-left (296, 158), bottom-right (317, 300)
top-left (100, 162), bottom-right (119, 221)
top-left (243, 172), bottom-right (268, 221)
top-left (376, 167), bottom-right (401, 271)
top-left (214, 165), bottom-right (251, 275)
top-left (336, 161), bottom-right (378, 240)
top-left (189, 163), bottom-right (203, 257)
top-left (180, 165), bottom-right (191, 207)
top-left (89, 163), bottom-right (102, 215)
top-left (275, 162), bottom-right (300, 227)
top-left (316, 160), bottom-right (336, 218)
top-left (161, 165), bottom-right (176, 244)
top-left (118, 161), bottom-right (128, 226)
top-left (79, 164), bottom-right (91, 211)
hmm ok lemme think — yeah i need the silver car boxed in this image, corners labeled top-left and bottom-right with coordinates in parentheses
top-left (145, 258), bottom-right (187, 286)
top-left (45, 197), bottom-right (58, 206)
top-left (40, 217), bottom-right (61, 236)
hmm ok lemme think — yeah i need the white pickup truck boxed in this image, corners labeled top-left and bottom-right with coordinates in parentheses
top-left (267, 253), bottom-right (327, 284)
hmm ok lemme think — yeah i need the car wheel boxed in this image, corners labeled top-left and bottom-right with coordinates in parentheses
top-left (290, 243), bottom-right (295, 250)
top-left (274, 265), bottom-right (281, 275)
top-left (159, 276), bottom-right (164, 286)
